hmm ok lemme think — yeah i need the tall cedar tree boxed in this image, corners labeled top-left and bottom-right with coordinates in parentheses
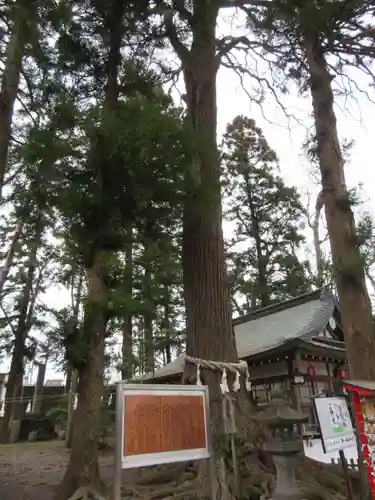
top-left (243, 0), bottom-right (375, 380)
top-left (222, 116), bottom-right (311, 312)
top-left (154, 1), bottom-right (263, 493)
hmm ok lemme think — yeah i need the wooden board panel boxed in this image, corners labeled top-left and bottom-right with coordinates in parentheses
top-left (123, 394), bottom-right (206, 457)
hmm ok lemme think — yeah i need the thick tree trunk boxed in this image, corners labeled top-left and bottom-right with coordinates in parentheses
top-left (0, 227), bottom-right (40, 443)
top-left (305, 34), bottom-right (375, 380)
top-left (121, 228), bottom-right (133, 380)
top-left (55, 252), bottom-right (108, 499)
top-left (180, 3), bottom-right (244, 496)
top-left (183, 1), bottom-right (237, 365)
top-left (0, 1), bottom-right (31, 199)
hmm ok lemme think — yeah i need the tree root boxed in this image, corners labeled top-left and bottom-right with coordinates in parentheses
top-left (67, 486), bottom-right (108, 500)
top-left (116, 457), bottom-right (355, 500)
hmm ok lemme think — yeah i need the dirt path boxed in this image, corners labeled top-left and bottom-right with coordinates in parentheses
top-left (0, 441), bottom-right (176, 500)
top-left (0, 441), bottom-right (116, 500)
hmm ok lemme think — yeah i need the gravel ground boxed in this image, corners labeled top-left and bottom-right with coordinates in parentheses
top-left (0, 441), bottom-right (116, 500)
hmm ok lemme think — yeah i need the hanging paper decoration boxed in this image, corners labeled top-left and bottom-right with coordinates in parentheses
top-left (196, 363), bottom-right (202, 386)
top-left (108, 394), bottom-right (113, 406)
top-left (220, 369), bottom-right (229, 394)
top-left (232, 370), bottom-right (240, 392)
top-left (244, 367), bottom-right (252, 391)
top-left (307, 364), bottom-right (317, 377)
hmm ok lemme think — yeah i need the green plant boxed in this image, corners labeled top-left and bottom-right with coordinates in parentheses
top-left (46, 397), bottom-right (69, 428)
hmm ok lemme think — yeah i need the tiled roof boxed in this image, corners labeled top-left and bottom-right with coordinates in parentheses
top-left (137, 288), bottom-right (338, 381)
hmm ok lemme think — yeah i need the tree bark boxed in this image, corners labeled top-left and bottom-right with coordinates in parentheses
top-left (0, 1), bottom-right (31, 199)
top-left (305, 33), bottom-right (375, 380)
top-left (178, 2), bottom-right (243, 495)
top-left (55, 251), bottom-right (108, 500)
top-left (0, 225), bottom-right (41, 443)
top-left (182, 0), bottom-right (237, 365)
top-left (313, 190), bottom-right (324, 287)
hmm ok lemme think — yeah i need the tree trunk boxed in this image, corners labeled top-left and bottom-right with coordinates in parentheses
top-left (243, 172), bottom-right (269, 307)
top-left (0, 220), bottom-right (23, 295)
top-left (0, 227), bottom-right (40, 443)
top-left (65, 266), bottom-right (84, 446)
top-left (55, 251), bottom-right (108, 499)
top-left (121, 227), bottom-right (133, 380)
top-left (305, 34), bottom-right (375, 380)
top-left (55, 3), bottom-right (124, 497)
top-left (162, 285), bottom-right (171, 364)
top-left (182, 0), bottom-right (237, 365)
top-left (144, 315), bottom-right (154, 374)
top-left (180, 2), bottom-right (243, 495)
top-left (313, 190), bottom-right (324, 287)
top-left (65, 366), bottom-right (73, 394)
top-left (31, 361), bottom-right (47, 414)
top-left (142, 222), bottom-right (155, 375)
top-left (143, 270), bottom-right (155, 374)
top-left (0, 1), bottom-right (31, 199)
top-left (65, 369), bottom-right (78, 448)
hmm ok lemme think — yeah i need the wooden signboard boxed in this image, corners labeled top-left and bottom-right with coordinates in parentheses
top-left (113, 383), bottom-right (211, 500)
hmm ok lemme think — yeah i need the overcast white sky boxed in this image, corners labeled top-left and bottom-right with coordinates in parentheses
top-left (1, 10), bottom-right (374, 380)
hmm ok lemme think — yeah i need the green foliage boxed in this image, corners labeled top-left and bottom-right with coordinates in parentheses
top-left (222, 116), bottom-right (311, 312)
top-left (46, 396), bottom-right (69, 426)
top-left (19, 67), bottom-right (192, 268)
top-left (357, 213), bottom-right (375, 290)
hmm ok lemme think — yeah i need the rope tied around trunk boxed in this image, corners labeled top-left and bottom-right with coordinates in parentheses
top-left (182, 354), bottom-right (252, 394)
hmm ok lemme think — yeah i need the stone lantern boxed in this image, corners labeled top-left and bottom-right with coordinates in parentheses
top-left (257, 389), bottom-right (308, 500)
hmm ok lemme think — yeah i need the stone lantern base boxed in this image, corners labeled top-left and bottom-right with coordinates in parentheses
top-left (271, 454), bottom-right (307, 500)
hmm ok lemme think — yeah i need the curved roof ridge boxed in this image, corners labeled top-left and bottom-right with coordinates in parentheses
top-left (294, 291), bottom-right (335, 340)
top-left (233, 287), bottom-right (332, 326)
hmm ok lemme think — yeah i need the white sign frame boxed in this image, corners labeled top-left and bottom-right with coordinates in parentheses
top-left (313, 396), bottom-right (356, 453)
top-left (113, 383), bottom-right (211, 500)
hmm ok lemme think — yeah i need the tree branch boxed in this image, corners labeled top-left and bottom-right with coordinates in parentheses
top-left (164, 9), bottom-right (190, 64)
top-left (216, 35), bottom-right (260, 58)
top-left (218, 0), bottom-right (272, 7)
